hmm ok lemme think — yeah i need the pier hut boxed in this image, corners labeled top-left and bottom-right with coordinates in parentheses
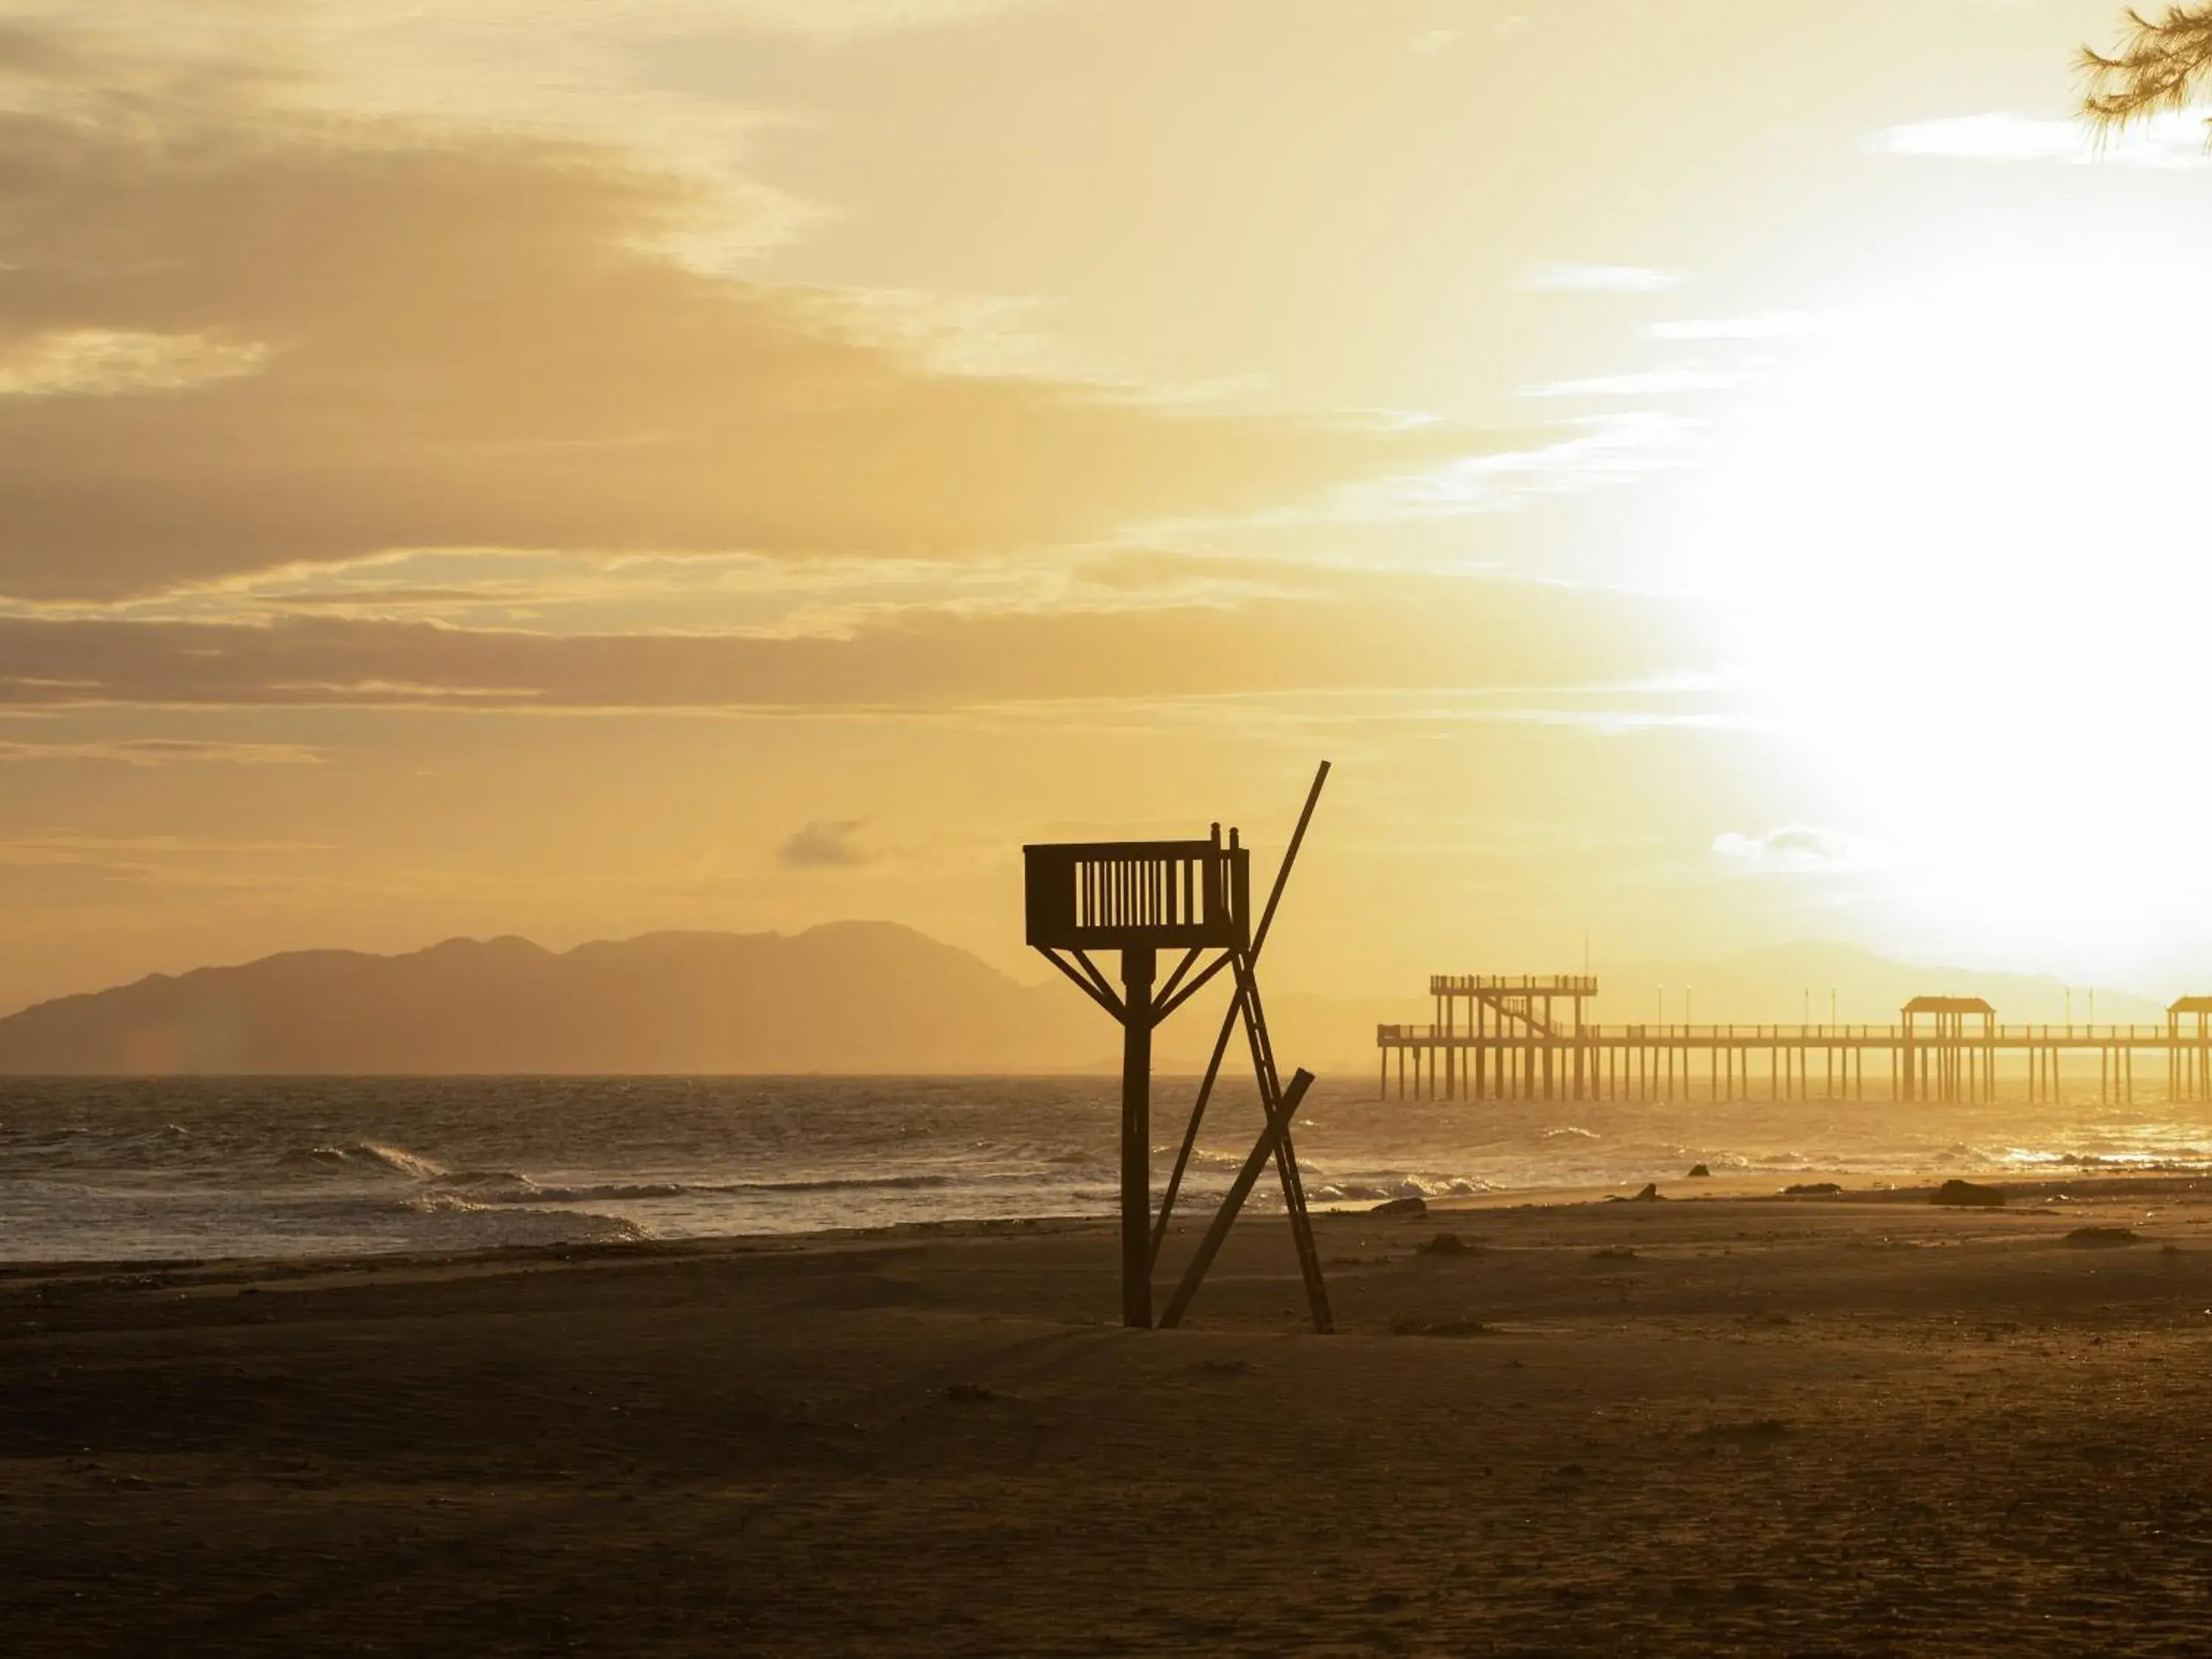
top-left (2171, 997), bottom-right (2212, 1104)
top-left (1899, 996), bottom-right (1994, 1103)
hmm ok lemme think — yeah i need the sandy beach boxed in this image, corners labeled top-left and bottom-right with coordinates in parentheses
top-left (8, 1176), bottom-right (2212, 1655)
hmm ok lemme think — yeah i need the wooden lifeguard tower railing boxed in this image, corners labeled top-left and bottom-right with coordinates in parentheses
top-left (1024, 764), bottom-right (1333, 1332)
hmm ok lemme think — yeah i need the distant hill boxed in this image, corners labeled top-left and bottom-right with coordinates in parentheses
top-left (0, 924), bottom-right (1110, 1076)
top-left (0, 926), bottom-right (2173, 1077)
top-left (0, 922), bottom-right (1413, 1078)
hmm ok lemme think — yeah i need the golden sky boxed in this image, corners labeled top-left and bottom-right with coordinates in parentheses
top-left (4, 0), bottom-right (2210, 1013)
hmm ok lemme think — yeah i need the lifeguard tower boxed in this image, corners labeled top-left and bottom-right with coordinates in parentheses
top-left (1023, 764), bottom-right (1333, 1331)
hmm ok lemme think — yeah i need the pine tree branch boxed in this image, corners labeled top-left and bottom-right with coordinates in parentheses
top-left (2080, 6), bottom-right (2212, 132)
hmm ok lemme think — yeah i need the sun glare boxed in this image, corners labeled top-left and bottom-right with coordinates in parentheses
top-left (1679, 223), bottom-right (2212, 983)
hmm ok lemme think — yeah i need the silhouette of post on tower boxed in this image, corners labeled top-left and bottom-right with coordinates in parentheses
top-left (1023, 764), bottom-right (1334, 1332)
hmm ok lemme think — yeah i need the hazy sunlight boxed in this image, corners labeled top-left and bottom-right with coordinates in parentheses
top-left (1681, 219), bottom-right (2212, 980)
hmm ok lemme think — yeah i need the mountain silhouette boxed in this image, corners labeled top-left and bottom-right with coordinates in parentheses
top-left (0, 927), bottom-right (2169, 1077)
top-left (0, 923), bottom-right (1108, 1075)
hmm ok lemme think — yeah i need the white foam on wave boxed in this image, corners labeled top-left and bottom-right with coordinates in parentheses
top-left (291, 1140), bottom-right (448, 1180)
top-left (54, 1071), bottom-right (2212, 1261)
top-left (406, 1190), bottom-right (491, 1214)
top-left (1309, 1172), bottom-right (1500, 1204)
top-left (459, 1179), bottom-right (689, 1204)
top-left (400, 1191), bottom-right (651, 1243)
top-left (1178, 1148), bottom-right (1250, 1172)
top-left (433, 1169), bottom-right (543, 1197)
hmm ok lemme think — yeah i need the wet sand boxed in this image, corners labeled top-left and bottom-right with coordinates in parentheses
top-left (9, 1176), bottom-right (2212, 1655)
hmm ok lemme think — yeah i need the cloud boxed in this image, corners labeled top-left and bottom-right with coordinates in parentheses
top-left (1522, 264), bottom-right (1686, 295)
top-left (422, 0), bottom-right (1047, 46)
top-left (0, 574), bottom-right (1711, 711)
top-left (778, 819), bottom-right (872, 868)
top-left (1395, 411), bottom-right (1706, 509)
top-left (0, 330), bottom-right (271, 397)
top-left (0, 22), bottom-right (1489, 603)
top-left (0, 830), bottom-right (327, 891)
top-left (1645, 310), bottom-right (1843, 343)
top-left (0, 832), bottom-right (329, 857)
top-left (0, 738), bottom-right (323, 765)
top-left (1525, 368), bottom-right (1754, 399)
top-left (1712, 824), bottom-right (1862, 873)
top-left (1867, 111), bottom-right (2212, 170)
top-left (717, 0), bottom-right (1050, 39)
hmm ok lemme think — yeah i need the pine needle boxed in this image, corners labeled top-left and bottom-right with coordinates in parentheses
top-left (2080, 5), bottom-right (2212, 134)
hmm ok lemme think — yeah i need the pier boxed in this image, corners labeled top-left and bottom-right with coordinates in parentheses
top-left (1376, 976), bottom-right (2212, 1105)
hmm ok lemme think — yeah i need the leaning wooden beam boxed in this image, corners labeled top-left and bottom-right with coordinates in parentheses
top-left (1237, 953), bottom-right (1285, 1093)
top-left (1272, 1123), bottom-right (1332, 1333)
top-left (1149, 762), bottom-right (1332, 1263)
top-left (1158, 1068), bottom-right (1315, 1330)
top-left (1249, 762), bottom-right (1331, 959)
top-left (1234, 956), bottom-right (1332, 1332)
top-left (1148, 975), bottom-right (1239, 1270)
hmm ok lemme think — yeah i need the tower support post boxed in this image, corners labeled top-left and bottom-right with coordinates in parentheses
top-left (1121, 946), bottom-right (1156, 1329)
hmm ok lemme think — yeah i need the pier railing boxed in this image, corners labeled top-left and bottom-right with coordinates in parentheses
top-left (1378, 1022), bottom-right (2178, 1044)
top-left (1374, 1019), bottom-right (2210, 1105)
top-left (1427, 974), bottom-right (1599, 997)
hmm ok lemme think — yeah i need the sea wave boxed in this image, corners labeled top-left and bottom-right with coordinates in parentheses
top-left (696, 1173), bottom-right (962, 1195)
top-left (24, 1071), bottom-right (2212, 1262)
top-left (405, 1190), bottom-right (493, 1214)
top-left (428, 1172), bottom-right (978, 1204)
top-left (286, 1140), bottom-right (448, 1180)
top-left (276, 1147), bottom-right (1110, 1207)
top-left (1309, 1173), bottom-right (1500, 1204)
top-left (1178, 1148), bottom-right (1251, 1172)
top-left (399, 1192), bottom-right (650, 1243)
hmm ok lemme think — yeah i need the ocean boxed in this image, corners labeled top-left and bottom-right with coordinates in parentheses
top-left (4, 1074), bottom-right (2212, 1262)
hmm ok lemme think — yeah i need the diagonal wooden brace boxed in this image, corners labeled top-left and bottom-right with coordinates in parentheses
top-left (1037, 947), bottom-right (1124, 1020)
top-left (1151, 762), bottom-right (1331, 1263)
top-left (1271, 1124), bottom-right (1333, 1333)
top-left (1157, 1068), bottom-right (1315, 1329)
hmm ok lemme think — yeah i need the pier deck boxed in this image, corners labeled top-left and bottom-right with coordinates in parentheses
top-left (1377, 978), bottom-right (2212, 1104)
